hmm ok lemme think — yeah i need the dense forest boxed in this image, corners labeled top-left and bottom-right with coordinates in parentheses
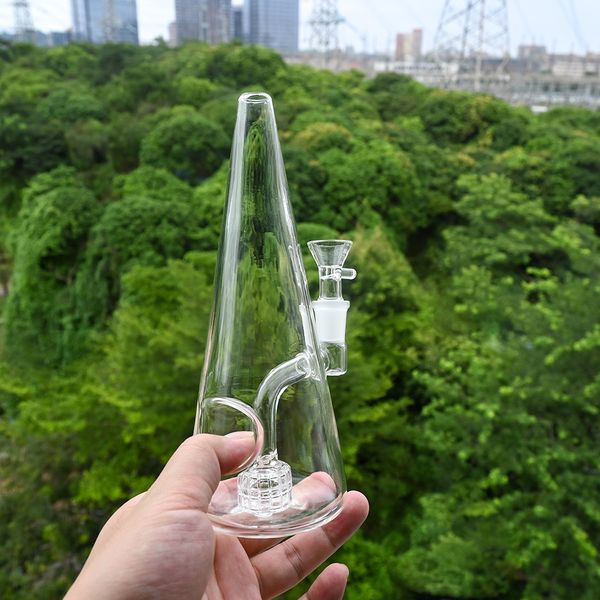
top-left (1, 39), bottom-right (599, 599)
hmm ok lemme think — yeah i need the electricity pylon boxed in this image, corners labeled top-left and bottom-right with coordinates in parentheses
top-left (309, 0), bottom-right (344, 68)
top-left (433, 0), bottom-right (509, 91)
top-left (103, 0), bottom-right (117, 42)
top-left (13, 0), bottom-right (35, 43)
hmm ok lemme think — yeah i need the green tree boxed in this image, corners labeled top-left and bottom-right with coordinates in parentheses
top-left (4, 167), bottom-right (98, 364)
top-left (365, 72), bottom-right (430, 122)
top-left (34, 86), bottom-right (104, 124)
top-left (203, 43), bottom-right (286, 88)
top-left (2, 39), bottom-right (600, 600)
top-left (0, 112), bottom-right (69, 179)
top-left (140, 106), bottom-right (229, 182)
top-left (65, 119), bottom-right (109, 170)
top-left (400, 176), bottom-right (600, 599)
top-left (0, 255), bottom-right (215, 599)
top-left (174, 75), bottom-right (217, 107)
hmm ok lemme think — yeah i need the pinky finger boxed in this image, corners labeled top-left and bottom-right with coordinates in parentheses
top-left (301, 564), bottom-right (349, 600)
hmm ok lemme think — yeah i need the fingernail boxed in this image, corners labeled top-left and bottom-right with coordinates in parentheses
top-left (329, 563), bottom-right (350, 582)
top-left (225, 431), bottom-right (255, 440)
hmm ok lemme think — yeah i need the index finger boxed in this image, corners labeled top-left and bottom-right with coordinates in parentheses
top-left (251, 491), bottom-right (369, 598)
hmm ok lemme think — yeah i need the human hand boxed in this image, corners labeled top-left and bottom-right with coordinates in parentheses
top-left (65, 434), bottom-right (369, 599)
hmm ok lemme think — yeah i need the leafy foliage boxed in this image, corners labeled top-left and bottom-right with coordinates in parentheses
top-left (4, 167), bottom-right (99, 364)
top-left (1, 41), bottom-right (599, 600)
top-left (140, 106), bottom-right (229, 182)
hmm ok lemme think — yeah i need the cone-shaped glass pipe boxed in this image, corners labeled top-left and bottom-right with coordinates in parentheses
top-left (194, 93), bottom-right (346, 537)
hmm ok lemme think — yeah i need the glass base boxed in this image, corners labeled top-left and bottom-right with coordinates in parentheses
top-left (208, 494), bottom-right (344, 538)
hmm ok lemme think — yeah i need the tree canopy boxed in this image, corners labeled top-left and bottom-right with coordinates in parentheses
top-left (1, 40), bottom-right (599, 600)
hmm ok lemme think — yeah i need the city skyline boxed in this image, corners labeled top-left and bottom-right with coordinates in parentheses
top-left (0, 0), bottom-right (598, 56)
top-left (72, 0), bottom-right (138, 44)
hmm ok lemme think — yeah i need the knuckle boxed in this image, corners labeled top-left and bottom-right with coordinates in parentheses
top-left (283, 540), bottom-right (305, 581)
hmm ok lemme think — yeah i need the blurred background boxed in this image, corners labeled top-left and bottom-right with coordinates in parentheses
top-left (1, 1), bottom-right (599, 598)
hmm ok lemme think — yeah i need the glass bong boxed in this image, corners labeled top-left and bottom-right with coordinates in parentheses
top-left (194, 92), bottom-right (356, 538)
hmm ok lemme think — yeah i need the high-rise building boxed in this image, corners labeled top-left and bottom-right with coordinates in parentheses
top-left (72, 0), bottom-right (139, 45)
top-left (244, 0), bottom-right (299, 54)
top-left (232, 5), bottom-right (244, 41)
top-left (175, 0), bottom-right (232, 45)
top-left (174, 0), bottom-right (199, 42)
top-left (203, 0), bottom-right (232, 43)
top-left (395, 28), bottom-right (422, 63)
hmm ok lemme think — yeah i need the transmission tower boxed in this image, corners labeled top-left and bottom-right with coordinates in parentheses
top-left (13, 0), bottom-right (35, 43)
top-left (309, 0), bottom-right (344, 68)
top-left (433, 0), bottom-right (509, 91)
top-left (103, 0), bottom-right (117, 42)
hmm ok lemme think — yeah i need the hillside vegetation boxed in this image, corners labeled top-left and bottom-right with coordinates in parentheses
top-left (1, 40), bottom-right (600, 599)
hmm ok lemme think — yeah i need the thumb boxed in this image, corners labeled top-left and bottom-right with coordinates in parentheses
top-left (145, 432), bottom-right (256, 512)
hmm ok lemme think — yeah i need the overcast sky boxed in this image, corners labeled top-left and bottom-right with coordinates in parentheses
top-left (0, 0), bottom-right (597, 55)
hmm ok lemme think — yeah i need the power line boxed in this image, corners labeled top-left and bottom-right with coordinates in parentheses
top-left (360, 0), bottom-right (393, 35)
top-left (555, 0), bottom-right (585, 52)
top-left (397, 0), bottom-right (425, 27)
top-left (29, 2), bottom-right (66, 30)
top-left (342, 17), bottom-right (367, 54)
top-left (512, 0), bottom-right (534, 43)
top-left (566, 0), bottom-right (588, 51)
